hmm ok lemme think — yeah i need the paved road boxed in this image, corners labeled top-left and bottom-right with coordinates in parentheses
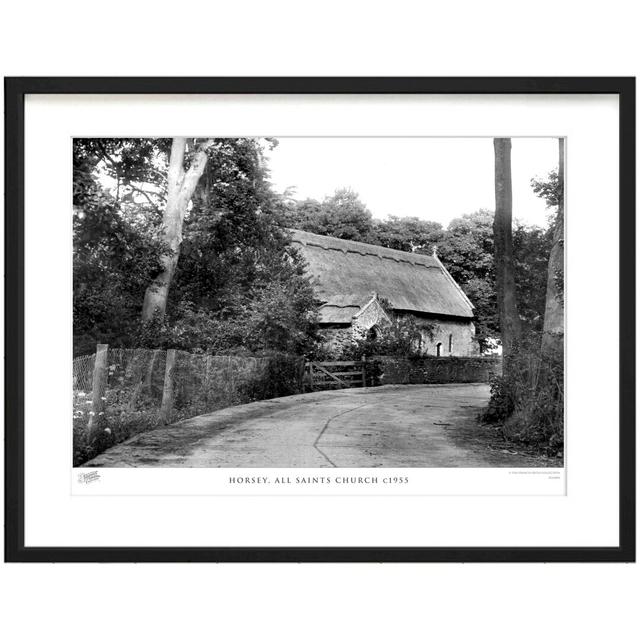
top-left (85, 384), bottom-right (549, 468)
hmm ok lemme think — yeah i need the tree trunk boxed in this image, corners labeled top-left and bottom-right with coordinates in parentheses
top-left (542, 138), bottom-right (565, 354)
top-left (141, 138), bottom-right (214, 321)
top-left (493, 138), bottom-right (521, 358)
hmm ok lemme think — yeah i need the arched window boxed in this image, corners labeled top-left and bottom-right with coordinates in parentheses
top-left (436, 342), bottom-right (442, 357)
top-left (367, 326), bottom-right (378, 341)
top-left (448, 334), bottom-right (453, 354)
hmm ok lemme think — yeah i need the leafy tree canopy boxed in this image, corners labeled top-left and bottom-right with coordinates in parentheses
top-left (284, 187), bottom-right (375, 241)
top-left (73, 138), bottom-right (319, 357)
top-left (73, 145), bottom-right (167, 355)
top-left (371, 216), bottom-right (444, 252)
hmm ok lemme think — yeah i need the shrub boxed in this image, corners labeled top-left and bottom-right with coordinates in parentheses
top-left (340, 315), bottom-right (434, 360)
top-left (245, 353), bottom-right (305, 400)
top-left (134, 286), bottom-right (320, 358)
top-left (482, 338), bottom-right (564, 455)
top-left (481, 374), bottom-right (516, 424)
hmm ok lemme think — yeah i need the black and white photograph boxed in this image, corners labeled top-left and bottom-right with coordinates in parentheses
top-left (4, 75), bottom-right (634, 568)
top-left (73, 135), bottom-right (564, 470)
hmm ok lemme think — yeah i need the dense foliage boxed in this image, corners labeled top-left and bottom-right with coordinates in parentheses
top-left (481, 339), bottom-right (564, 455)
top-left (284, 188), bottom-right (375, 240)
top-left (339, 314), bottom-right (435, 361)
top-left (73, 145), bottom-right (167, 355)
top-left (73, 138), bottom-right (319, 357)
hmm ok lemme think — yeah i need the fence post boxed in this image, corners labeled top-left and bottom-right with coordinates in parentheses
top-left (361, 355), bottom-right (367, 388)
top-left (160, 349), bottom-right (177, 425)
top-left (308, 362), bottom-right (315, 390)
top-left (205, 355), bottom-right (212, 384)
top-left (203, 354), bottom-right (212, 405)
top-left (144, 348), bottom-right (161, 392)
top-left (226, 355), bottom-right (234, 404)
top-left (87, 343), bottom-right (108, 437)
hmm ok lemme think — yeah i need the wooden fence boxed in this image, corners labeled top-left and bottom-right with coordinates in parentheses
top-left (73, 344), bottom-right (306, 466)
top-left (304, 358), bottom-right (367, 391)
top-left (75, 344), bottom-right (304, 436)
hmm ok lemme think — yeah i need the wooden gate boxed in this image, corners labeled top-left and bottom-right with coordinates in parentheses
top-left (304, 358), bottom-right (367, 391)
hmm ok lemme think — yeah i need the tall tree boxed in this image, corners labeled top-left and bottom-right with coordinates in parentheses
top-left (541, 138), bottom-right (565, 353)
top-left (493, 138), bottom-right (521, 357)
top-left (372, 216), bottom-right (443, 252)
top-left (141, 138), bottom-right (214, 321)
top-left (321, 188), bottom-right (374, 240)
top-left (437, 210), bottom-right (497, 347)
top-left (513, 222), bottom-right (553, 330)
top-left (284, 188), bottom-right (375, 241)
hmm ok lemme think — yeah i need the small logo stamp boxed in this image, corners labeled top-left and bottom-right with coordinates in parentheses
top-left (78, 470), bottom-right (101, 484)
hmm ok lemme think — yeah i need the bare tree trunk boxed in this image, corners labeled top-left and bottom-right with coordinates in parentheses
top-left (142, 138), bottom-right (214, 321)
top-left (493, 138), bottom-right (521, 359)
top-left (542, 138), bottom-right (565, 354)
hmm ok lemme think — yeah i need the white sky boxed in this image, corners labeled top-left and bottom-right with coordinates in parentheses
top-left (266, 137), bottom-right (559, 228)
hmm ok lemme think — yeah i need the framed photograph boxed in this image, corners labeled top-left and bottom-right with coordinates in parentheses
top-left (4, 77), bottom-right (635, 562)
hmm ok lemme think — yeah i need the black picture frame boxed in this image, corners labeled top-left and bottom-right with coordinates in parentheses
top-left (4, 77), bottom-right (635, 563)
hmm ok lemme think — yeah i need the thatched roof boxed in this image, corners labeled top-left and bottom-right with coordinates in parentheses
top-left (289, 229), bottom-right (474, 323)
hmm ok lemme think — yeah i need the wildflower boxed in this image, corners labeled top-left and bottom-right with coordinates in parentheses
top-left (77, 391), bottom-right (86, 397)
top-left (88, 411), bottom-right (95, 416)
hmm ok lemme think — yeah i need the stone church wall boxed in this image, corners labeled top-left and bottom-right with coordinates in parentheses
top-left (318, 316), bottom-right (479, 358)
top-left (318, 326), bottom-right (356, 355)
top-left (412, 317), bottom-right (479, 357)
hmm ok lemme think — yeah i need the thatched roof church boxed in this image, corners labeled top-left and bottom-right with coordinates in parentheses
top-left (290, 229), bottom-right (478, 356)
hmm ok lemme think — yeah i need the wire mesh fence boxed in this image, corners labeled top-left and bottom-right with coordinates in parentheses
top-left (73, 353), bottom-right (96, 393)
top-left (73, 346), bottom-right (305, 465)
